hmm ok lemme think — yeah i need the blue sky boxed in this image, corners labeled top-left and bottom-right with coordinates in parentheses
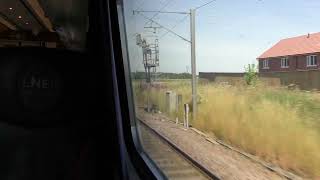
top-left (123, 0), bottom-right (320, 73)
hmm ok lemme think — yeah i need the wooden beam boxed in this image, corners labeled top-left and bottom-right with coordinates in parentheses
top-left (0, 23), bottom-right (9, 32)
top-left (0, 13), bottom-right (18, 31)
top-left (20, 0), bottom-right (54, 32)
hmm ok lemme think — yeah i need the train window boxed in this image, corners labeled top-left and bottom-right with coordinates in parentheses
top-left (119, 0), bottom-right (320, 179)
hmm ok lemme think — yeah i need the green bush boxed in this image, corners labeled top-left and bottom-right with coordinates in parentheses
top-left (244, 64), bottom-right (258, 86)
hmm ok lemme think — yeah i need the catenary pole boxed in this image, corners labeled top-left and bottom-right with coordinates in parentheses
top-left (190, 9), bottom-right (197, 120)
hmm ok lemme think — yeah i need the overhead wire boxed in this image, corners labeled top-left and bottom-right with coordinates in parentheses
top-left (129, 0), bottom-right (147, 37)
top-left (160, 14), bottom-right (189, 39)
top-left (135, 0), bottom-right (147, 11)
top-left (136, 11), bottom-right (190, 43)
top-left (144, 0), bottom-right (173, 26)
top-left (134, 0), bottom-right (217, 42)
top-left (160, 0), bottom-right (217, 39)
top-left (195, 0), bottom-right (216, 10)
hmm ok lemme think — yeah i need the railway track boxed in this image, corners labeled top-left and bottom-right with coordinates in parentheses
top-left (138, 119), bottom-right (220, 180)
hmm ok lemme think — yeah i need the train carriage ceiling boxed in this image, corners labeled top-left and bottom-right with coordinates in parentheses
top-left (0, 0), bottom-right (51, 34)
top-left (0, 0), bottom-right (87, 49)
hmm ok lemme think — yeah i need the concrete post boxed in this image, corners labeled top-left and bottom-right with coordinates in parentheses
top-left (190, 9), bottom-right (197, 121)
top-left (176, 94), bottom-right (183, 123)
top-left (166, 91), bottom-right (177, 113)
top-left (184, 104), bottom-right (189, 129)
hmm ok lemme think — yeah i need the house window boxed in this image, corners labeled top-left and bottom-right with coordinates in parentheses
top-left (262, 59), bottom-right (269, 69)
top-left (306, 55), bottom-right (317, 66)
top-left (281, 57), bottom-right (289, 68)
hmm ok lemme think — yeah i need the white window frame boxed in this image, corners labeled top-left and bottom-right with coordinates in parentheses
top-left (306, 55), bottom-right (317, 67)
top-left (281, 57), bottom-right (289, 68)
top-left (262, 59), bottom-right (269, 69)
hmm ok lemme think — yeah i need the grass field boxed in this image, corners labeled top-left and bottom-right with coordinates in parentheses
top-left (133, 80), bottom-right (320, 178)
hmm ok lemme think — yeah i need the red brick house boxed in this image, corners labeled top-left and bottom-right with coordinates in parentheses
top-left (257, 32), bottom-right (320, 72)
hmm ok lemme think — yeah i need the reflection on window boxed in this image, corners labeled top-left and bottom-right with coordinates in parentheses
top-left (0, 0), bottom-right (88, 51)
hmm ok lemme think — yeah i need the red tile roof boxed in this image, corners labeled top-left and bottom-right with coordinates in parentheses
top-left (258, 32), bottom-right (320, 59)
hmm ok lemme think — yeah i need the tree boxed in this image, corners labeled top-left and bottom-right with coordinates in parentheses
top-left (244, 64), bottom-right (258, 86)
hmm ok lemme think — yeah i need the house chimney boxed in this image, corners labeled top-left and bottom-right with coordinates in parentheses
top-left (307, 33), bottom-right (310, 38)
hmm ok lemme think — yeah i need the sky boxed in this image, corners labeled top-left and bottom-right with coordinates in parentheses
top-left (122, 0), bottom-right (320, 73)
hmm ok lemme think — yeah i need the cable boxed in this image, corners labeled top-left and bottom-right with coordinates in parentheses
top-left (137, 10), bottom-right (188, 15)
top-left (144, 0), bottom-right (173, 26)
top-left (195, 0), bottom-right (216, 10)
top-left (149, 0), bottom-right (216, 39)
top-left (136, 11), bottom-right (190, 43)
top-left (160, 14), bottom-right (189, 39)
top-left (135, 0), bottom-right (147, 11)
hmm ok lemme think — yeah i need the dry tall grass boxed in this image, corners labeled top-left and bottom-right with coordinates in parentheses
top-left (133, 80), bottom-right (320, 178)
top-left (195, 85), bottom-right (320, 178)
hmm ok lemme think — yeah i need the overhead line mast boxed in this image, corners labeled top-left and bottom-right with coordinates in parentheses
top-left (133, 0), bottom-right (216, 120)
top-left (134, 9), bottom-right (197, 120)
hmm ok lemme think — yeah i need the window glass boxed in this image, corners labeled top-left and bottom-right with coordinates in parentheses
top-left (281, 57), bottom-right (288, 68)
top-left (263, 59), bottom-right (269, 68)
top-left (307, 55), bottom-right (317, 66)
top-left (120, 0), bottom-right (320, 179)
